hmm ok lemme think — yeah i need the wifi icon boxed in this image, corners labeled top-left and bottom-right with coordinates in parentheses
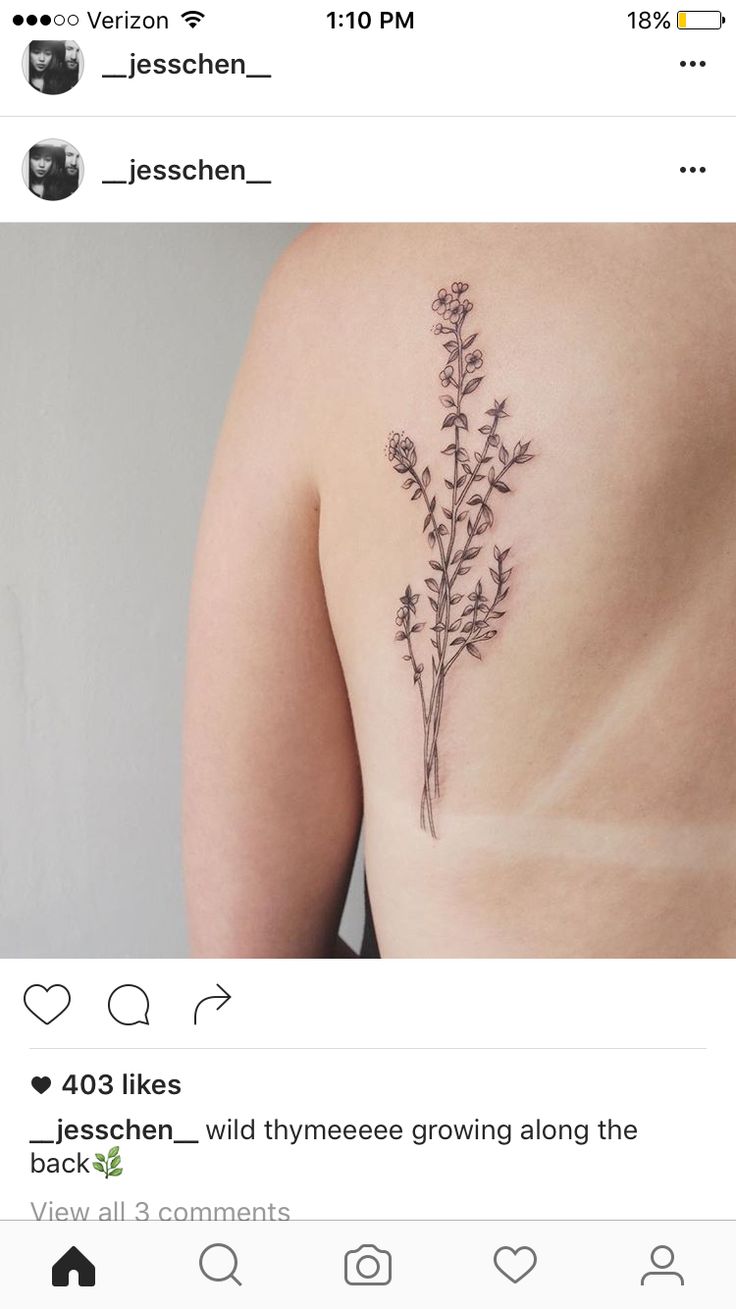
top-left (181, 9), bottom-right (205, 27)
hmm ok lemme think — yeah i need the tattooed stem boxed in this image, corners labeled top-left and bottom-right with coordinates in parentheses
top-left (386, 281), bottom-right (535, 837)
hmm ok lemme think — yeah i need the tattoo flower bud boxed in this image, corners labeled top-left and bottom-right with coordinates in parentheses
top-left (439, 366), bottom-right (454, 388)
top-left (465, 349), bottom-right (483, 372)
top-left (387, 430), bottom-right (417, 469)
top-left (452, 281), bottom-right (469, 296)
top-left (432, 289), bottom-right (452, 314)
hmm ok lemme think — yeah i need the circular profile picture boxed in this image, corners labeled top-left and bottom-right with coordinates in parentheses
top-left (23, 39), bottom-right (83, 94)
top-left (23, 139), bottom-right (84, 202)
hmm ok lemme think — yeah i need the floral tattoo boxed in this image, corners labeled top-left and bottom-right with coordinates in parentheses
top-left (387, 281), bottom-right (534, 838)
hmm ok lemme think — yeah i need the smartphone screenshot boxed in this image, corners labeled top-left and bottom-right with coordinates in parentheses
top-left (1, 1), bottom-right (734, 1303)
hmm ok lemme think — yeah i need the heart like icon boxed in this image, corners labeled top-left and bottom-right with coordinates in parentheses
top-left (493, 1246), bottom-right (538, 1284)
top-left (32, 1076), bottom-right (51, 1094)
top-left (23, 984), bottom-right (71, 1025)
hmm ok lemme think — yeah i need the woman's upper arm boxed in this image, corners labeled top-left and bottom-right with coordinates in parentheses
top-left (183, 240), bottom-right (363, 957)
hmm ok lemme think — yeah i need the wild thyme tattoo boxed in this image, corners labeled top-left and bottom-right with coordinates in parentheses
top-left (387, 282), bottom-right (534, 838)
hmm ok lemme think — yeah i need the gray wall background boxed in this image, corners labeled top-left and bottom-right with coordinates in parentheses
top-left (0, 224), bottom-right (366, 957)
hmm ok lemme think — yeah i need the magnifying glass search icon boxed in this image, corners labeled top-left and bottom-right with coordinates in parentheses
top-left (199, 1243), bottom-right (242, 1287)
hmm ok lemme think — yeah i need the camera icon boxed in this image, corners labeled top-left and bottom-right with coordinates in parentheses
top-left (344, 1244), bottom-right (393, 1286)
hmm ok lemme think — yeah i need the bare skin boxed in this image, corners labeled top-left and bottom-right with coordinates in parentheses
top-left (183, 224), bottom-right (736, 958)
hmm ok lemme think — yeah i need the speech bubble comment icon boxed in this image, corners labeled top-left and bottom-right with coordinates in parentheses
top-left (107, 984), bottom-right (150, 1027)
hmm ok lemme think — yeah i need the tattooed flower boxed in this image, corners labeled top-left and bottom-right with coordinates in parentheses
top-left (432, 288), bottom-right (452, 314)
top-left (400, 585), bottom-right (419, 614)
top-left (387, 431), bottom-right (417, 469)
top-left (387, 282), bottom-right (535, 840)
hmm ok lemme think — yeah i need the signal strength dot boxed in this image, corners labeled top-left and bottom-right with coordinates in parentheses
top-left (181, 9), bottom-right (205, 28)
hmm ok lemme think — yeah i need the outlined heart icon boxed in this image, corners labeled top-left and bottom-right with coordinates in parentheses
top-left (23, 984), bottom-right (71, 1025)
top-left (493, 1246), bottom-right (538, 1283)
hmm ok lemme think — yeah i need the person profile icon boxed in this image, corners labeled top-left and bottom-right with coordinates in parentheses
top-left (641, 1245), bottom-right (685, 1286)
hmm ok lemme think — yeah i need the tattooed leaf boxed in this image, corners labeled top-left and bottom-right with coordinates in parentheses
top-left (494, 482), bottom-right (510, 493)
top-left (411, 623), bottom-right (425, 633)
top-left (440, 397), bottom-right (455, 409)
top-left (436, 524), bottom-right (449, 536)
top-left (423, 512), bottom-right (432, 532)
top-left (429, 560), bottom-right (442, 571)
top-left (450, 638), bottom-right (465, 646)
top-left (450, 551), bottom-right (463, 565)
top-left (464, 546), bottom-right (481, 560)
top-left (458, 566), bottom-right (471, 575)
top-left (468, 495), bottom-right (483, 506)
top-left (466, 643), bottom-right (482, 659)
top-left (411, 487), bottom-right (422, 500)
top-left (441, 443), bottom-right (456, 454)
top-left (442, 507), bottom-right (453, 520)
top-left (425, 578), bottom-right (439, 592)
top-left (462, 333), bottom-right (478, 349)
top-left (441, 414), bottom-right (457, 429)
top-left (456, 413), bottom-right (469, 430)
top-left (428, 531), bottom-right (435, 547)
top-left (463, 377), bottom-right (483, 397)
top-left (517, 452), bottom-right (534, 463)
top-left (499, 444), bottom-right (509, 463)
top-left (490, 568), bottom-right (500, 583)
top-left (395, 632), bottom-right (407, 641)
top-left (478, 425), bottom-right (493, 436)
top-left (449, 620), bottom-right (461, 632)
top-left (429, 598), bottom-right (438, 611)
top-left (402, 478), bottom-right (413, 489)
top-left (444, 478), bottom-right (454, 490)
top-left (422, 467), bottom-right (431, 487)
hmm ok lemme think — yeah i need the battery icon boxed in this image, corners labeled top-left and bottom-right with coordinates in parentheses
top-left (677, 10), bottom-right (725, 27)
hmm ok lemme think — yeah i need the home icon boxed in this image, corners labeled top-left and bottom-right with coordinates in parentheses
top-left (51, 1246), bottom-right (96, 1287)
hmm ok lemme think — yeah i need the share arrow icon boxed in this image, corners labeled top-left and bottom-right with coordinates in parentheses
top-left (193, 982), bottom-right (232, 1025)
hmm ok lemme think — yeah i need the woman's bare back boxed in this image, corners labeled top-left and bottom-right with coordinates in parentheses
top-left (185, 224), bottom-right (736, 958)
